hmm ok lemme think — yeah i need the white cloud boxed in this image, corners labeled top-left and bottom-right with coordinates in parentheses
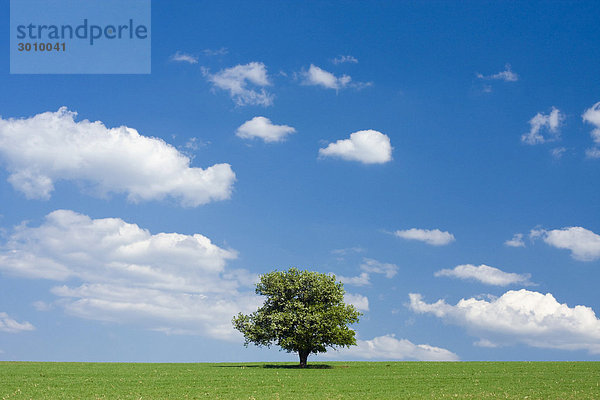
top-left (505, 233), bottom-right (525, 247)
top-left (0, 210), bottom-right (260, 340)
top-left (32, 301), bottom-right (53, 311)
top-left (394, 228), bottom-right (455, 246)
top-left (302, 64), bottom-right (351, 90)
top-left (326, 334), bottom-right (458, 361)
top-left (586, 148), bottom-right (600, 159)
top-left (0, 108), bottom-right (235, 207)
top-left (582, 101), bottom-right (600, 157)
top-left (204, 62), bottom-right (273, 106)
top-left (477, 64), bottom-right (518, 82)
top-left (360, 258), bottom-right (398, 278)
top-left (521, 107), bottom-right (564, 145)
top-left (0, 209), bottom-right (237, 287)
top-left (170, 51), bottom-right (198, 64)
top-left (551, 147), bottom-right (566, 159)
top-left (582, 102), bottom-right (600, 142)
top-left (332, 55), bottom-right (358, 64)
top-left (344, 293), bottom-right (369, 311)
top-left (334, 258), bottom-right (397, 288)
top-left (184, 137), bottom-right (209, 151)
top-left (474, 339), bottom-right (499, 348)
top-left (0, 312), bottom-right (35, 333)
top-left (331, 247), bottom-right (364, 256)
top-left (528, 228), bottom-right (545, 240)
top-left (434, 264), bottom-right (533, 286)
top-left (409, 289), bottom-right (600, 354)
top-left (532, 227), bottom-right (600, 261)
top-left (51, 283), bottom-right (259, 340)
top-left (337, 272), bottom-right (370, 287)
top-left (203, 47), bottom-right (228, 56)
top-left (235, 117), bottom-right (296, 143)
top-left (319, 130), bottom-right (392, 164)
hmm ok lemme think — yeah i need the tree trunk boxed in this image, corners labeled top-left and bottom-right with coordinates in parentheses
top-left (299, 350), bottom-right (309, 368)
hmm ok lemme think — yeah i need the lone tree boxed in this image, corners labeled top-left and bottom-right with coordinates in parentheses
top-left (232, 268), bottom-right (361, 367)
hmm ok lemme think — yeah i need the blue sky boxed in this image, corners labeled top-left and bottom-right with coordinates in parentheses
top-left (1, 0), bottom-right (600, 362)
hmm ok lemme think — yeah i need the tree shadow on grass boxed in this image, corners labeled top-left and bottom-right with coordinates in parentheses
top-left (263, 364), bottom-right (333, 369)
top-left (212, 364), bottom-right (334, 369)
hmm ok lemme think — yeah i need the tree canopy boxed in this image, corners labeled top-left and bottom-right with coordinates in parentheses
top-left (232, 268), bottom-right (361, 367)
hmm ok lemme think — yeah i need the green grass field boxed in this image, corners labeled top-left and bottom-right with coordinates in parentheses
top-left (1, 361), bottom-right (599, 399)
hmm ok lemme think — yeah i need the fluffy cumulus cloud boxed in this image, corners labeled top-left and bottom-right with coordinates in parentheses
top-left (531, 227), bottom-right (600, 261)
top-left (204, 62), bottom-right (273, 106)
top-left (235, 116), bottom-right (296, 143)
top-left (477, 64), bottom-right (518, 82)
top-left (319, 130), bottom-right (392, 164)
top-left (521, 107), bottom-right (564, 145)
top-left (0, 312), bottom-right (35, 333)
top-left (434, 264), bottom-right (533, 286)
top-left (302, 64), bottom-right (352, 90)
top-left (0, 108), bottom-right (235, 206)
top-left (0, 210), bottom-right (261, 340)
top-left (170, 51), bottom-right (198, 64)
top-left (505, 233), bottom-right (525, 247)
top-left (51, 284), bottom-right (259, 338)
top-left (409, 290), bottom-right (600, 353)
top-left (344, 293), bottom-right (369, 312)
top-left (582, 101), bottom-right (600, 158)
top-left (326, 335), bottom-right (458, 361)
top-left (302, 64), bottom-right (372, 90)
top-left (394, 228), bottom-right (455, 246)
top-left (337, 272), bottom-right (370, 287)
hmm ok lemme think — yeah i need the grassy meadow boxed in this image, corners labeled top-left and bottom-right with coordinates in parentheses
top-left (1, 361), bottom-right (599, 399)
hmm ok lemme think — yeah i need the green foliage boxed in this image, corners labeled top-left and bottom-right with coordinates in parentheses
top-left (1, 361), bottom-right (599, 399)
top-left (232, 268), bottom-right (361, 365)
